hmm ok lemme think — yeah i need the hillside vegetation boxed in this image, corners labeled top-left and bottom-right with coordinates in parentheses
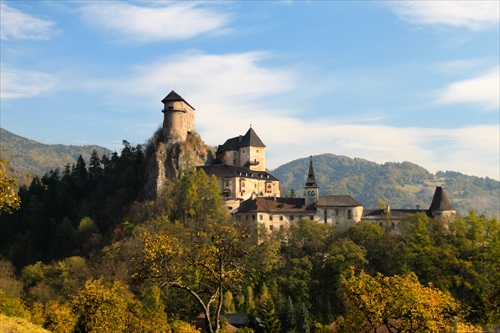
top-left (272, 153), bottom-right (499, 217)
top-left (0, 133), bottom-right (498, 332)
top-left (0, 128), bottom-right (112, 187)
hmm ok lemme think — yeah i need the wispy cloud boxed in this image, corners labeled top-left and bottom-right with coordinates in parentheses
top-left (78, 2), bottom-right (231, 43)
top-left (64, 51), bottom-right (499, 179)
top-left (0, 3), bottom-right (59, 40)
top-left (0, 64), bottom-right (57, 99)
top-left (437, 66), bottom-right (500, 110)
top-left (266, 122), bottom-right (499, 180)
top-left (388, 1), bottom-right (500, 30)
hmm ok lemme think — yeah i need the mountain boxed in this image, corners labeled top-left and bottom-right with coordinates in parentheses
top-left (0, 128), bottom-right (113, 186)
top-left (271, 153), bottom-right (499, 217)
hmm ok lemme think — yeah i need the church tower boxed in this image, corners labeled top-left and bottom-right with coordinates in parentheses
top-left (161, 90), bottom-right (195, 142)
top-left (304, 157), bottom-right (319, 206)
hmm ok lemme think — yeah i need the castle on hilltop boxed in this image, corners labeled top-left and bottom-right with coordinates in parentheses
top-left (160, 90), bottom-right (456, 231)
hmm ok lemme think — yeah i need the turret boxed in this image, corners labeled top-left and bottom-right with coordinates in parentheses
top-left (304, 157), bottom-right (319, 206)
top-left (429, 186), bottom-right (456, 221)
top-left (161, 90), bottom-right (195, 142)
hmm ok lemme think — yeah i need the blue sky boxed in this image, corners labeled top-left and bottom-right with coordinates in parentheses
top-left (1, 1), bottom-right (499, 180)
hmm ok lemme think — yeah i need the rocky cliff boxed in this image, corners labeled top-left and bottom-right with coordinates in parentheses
top-left (142, 128), bottom-right (213, 200)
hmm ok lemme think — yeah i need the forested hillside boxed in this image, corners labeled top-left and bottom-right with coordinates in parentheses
top-left (0, 135), bottom-right (498, 332)
top-left (0, 128), bottom-right (112, 186)
top-left (272, 154), bottom-right (499, 217)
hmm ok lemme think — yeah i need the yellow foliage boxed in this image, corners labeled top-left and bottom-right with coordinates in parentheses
top-left (0, 158), bottom-right (21, 214)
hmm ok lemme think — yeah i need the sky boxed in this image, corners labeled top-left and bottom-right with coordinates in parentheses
top-left (1, 1), bottom-right (499, 180)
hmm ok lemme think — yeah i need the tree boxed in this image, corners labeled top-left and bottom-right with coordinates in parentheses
top-left (338, 268), bottom-right (479, 333)
top-left (72, 278), bottom-right (131, 333)
top-left (134, 218), bottom-right (250, 333)
top-left (0, 157), bottom-right (20, 214)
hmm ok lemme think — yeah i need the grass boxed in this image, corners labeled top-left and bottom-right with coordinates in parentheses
top-left (0, 314), bottom-right (51, 333)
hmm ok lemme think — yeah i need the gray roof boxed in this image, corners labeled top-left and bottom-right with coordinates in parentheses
top-left (198, 164), bottom-right (278, 181)
top-left (216, 127), bottom-right (265, 154)
top-left (429, 186), bottom-right (455, 211)
top-left (161, 90), bottom-right (195, 110)
top-left (236, 196), bottom-right (314, 214)
top-left (317, 195), bottom-right (363, 207)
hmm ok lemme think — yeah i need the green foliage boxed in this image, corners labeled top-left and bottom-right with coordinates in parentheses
top-left (134, 217), bottom-right (250, 333)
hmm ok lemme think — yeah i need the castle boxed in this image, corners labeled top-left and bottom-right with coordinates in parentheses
top-left (160, 91), bottom-right (456, 231)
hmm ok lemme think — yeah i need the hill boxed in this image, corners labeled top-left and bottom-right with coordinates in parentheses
top-left (271, 153), bottom-right (499, 217)
top-left (0, 128), bottom-right (112, 186)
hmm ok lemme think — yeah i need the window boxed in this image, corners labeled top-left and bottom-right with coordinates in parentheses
top-left (290, 215), bottom-right (295, 221)
top-left (269, 225), bottom-right (274, 231)
top-left (167, 106), bottom-right (174, 110)
top-left (310, 215), bottom-right (314, 220)
top-left (225, 181), bottom-right (230, 187)
top-left (259, 215), bottom-right (263, 221)
top-left (280, 225), bottom-right (284, 230)
top-left (270, 215), bottom-right (273, 221)
top-left (279, 215), bottom-right (284, 221)
top-left (242, 150), bottom-right (245, 153)
top-left (252, 215), bottom-right (256, 221)
top-left (348, 209), bottom-right (353, 219)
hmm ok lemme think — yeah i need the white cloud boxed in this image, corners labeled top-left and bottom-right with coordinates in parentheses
top-left (437, 66), bottom-right (500, 110)
top-left (0, 64), bottom-right (57, 99)
top-left (265, 122), bottom-right (499, 180)
top-left (76, 51), bottom-right (499, 179)
top-left (79, 2), bottom-right (231, 43)
top-left (0, 3), bottom-right (58, 40)
top-left (388, 1), bottom-right (500, 30)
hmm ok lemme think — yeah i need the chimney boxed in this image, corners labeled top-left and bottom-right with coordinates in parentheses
top-left (416, 204), bottom-right (420, 210)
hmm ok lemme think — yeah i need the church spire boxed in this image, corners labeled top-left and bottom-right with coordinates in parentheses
top-left (305, 156), bottom-right (318, 188)
top-left (304, 156), bottom-right (319, 206)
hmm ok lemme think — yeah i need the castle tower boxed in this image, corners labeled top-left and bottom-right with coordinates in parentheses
top-left (161, 90), bottom-right (195, 142)
top-left (304, 157), bottom-right (319, 206)
top-left (215, 127), bottom-right (266, 171)
top-left (429, 186), bottom-right (456, 220)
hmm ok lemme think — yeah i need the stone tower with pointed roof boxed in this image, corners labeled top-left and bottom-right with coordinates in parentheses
top-left (429, 186), bottom-right (456, 220)
top-left (162, 90), bottom-right (195, 142)
top-left (304, 156), bottom-right (319, 206)
top-left (215, 127), bottom-right (266, 171)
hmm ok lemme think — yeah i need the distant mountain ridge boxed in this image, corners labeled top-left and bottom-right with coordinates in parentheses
top-left (271, 153), bottom-right (499, 217)
top-left (1, 128), bottom-right (498, 217)
top-left (0, 128), bottom-right (112, 186)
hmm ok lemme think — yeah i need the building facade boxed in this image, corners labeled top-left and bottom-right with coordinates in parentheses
top-left (198, 128), bottom-right (280, 211)
top-left (234, 157), bottom-right (364, 232)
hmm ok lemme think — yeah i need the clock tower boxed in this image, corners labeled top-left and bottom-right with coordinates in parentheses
top-left (304, 156), bottom-right (319, 206)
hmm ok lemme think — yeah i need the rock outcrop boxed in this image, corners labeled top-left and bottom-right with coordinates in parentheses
top-left (142, 128), bottom-right (213, 200)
